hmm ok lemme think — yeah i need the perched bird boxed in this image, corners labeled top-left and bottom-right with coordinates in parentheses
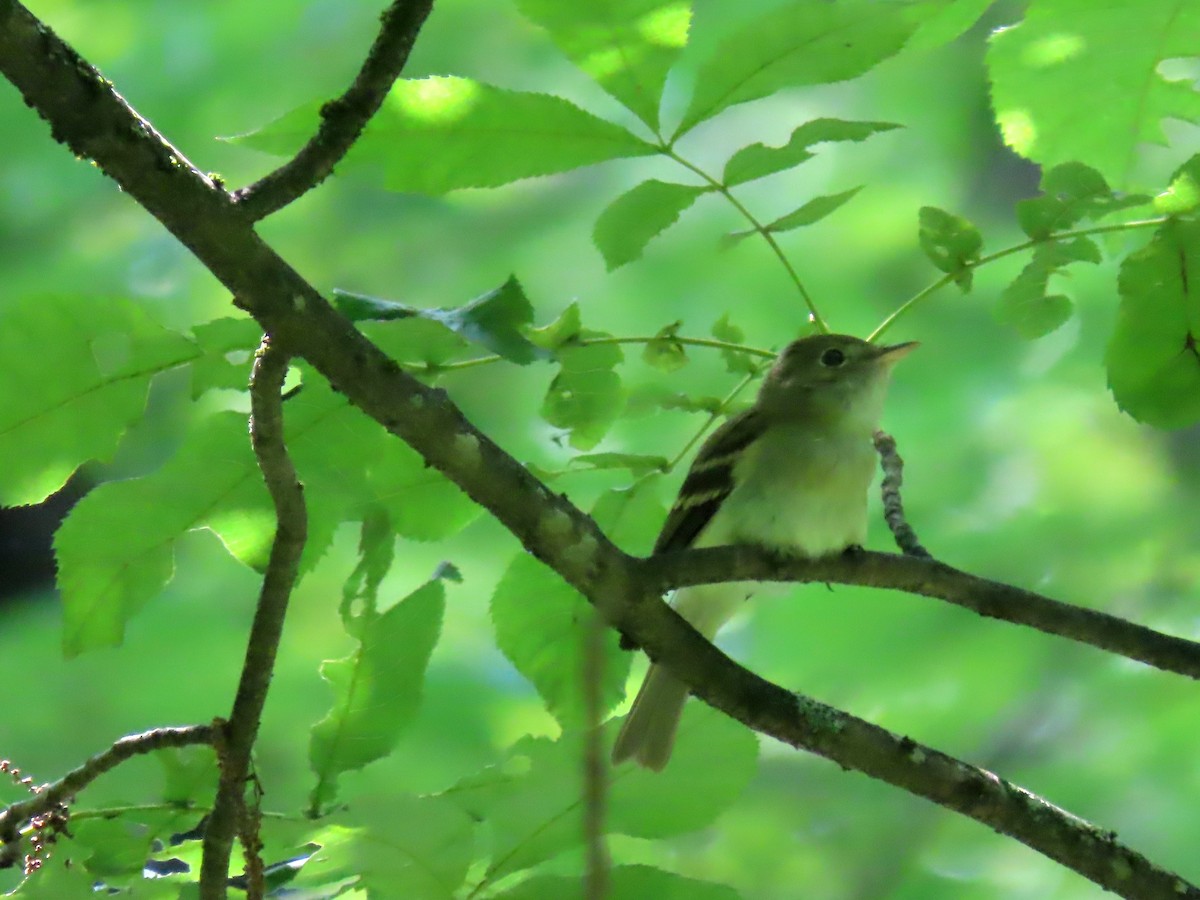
top-left (611, 333), bottom-right (917, 770)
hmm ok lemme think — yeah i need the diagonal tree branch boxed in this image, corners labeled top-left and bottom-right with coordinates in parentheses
top-left (199, 339), bottom-right (307, 900)
top-left (232, 0), bottom-right (434, 220)
top-left (1, 4), bottom-right (1198, 897)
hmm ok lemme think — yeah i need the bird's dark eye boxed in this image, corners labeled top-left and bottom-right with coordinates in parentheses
top-left (820, 348), bottom-right (846, 367)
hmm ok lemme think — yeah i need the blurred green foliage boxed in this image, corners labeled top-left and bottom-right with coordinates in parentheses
top-left (2, 0), bottom-right (1200, 897)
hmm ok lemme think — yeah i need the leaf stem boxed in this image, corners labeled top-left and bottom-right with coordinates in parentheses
top-left (868, 216), bottom-right (1167, 342)
top-left (664, 366), bottom-right (764, 472)
top-left (434, 334), bottom-right (775, 373)
top-left (659, 146), bottom-right (830, 333)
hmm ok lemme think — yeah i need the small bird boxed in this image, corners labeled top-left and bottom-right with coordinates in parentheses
top-left (611, 333), bottom-right (917, 770)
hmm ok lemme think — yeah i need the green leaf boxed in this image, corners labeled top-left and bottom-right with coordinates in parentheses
top-left (996, 265), bottom-right (1073, 340)
top-left (310, 575), bottom-right (447, 810)
top-left (1015, 162), bottom-right (1148, 240)
top-left (988, 0), bottom-right (1200, 189)
top-left (73, 818), bottom-right (153, 878)
top-left (764, 186), bottom-right (863, 233)
top-left (495, 865), bottom-right (742, 900)
top-left (1154, 153), bottom-right (1200, 215)
top-left (55, 380), bottom-right (478, 655)
top-left (905, 0), bottom-right (994, 52)
top-left (593, 180), bottom-right (709, 271)
top-left (676, 1), bottom-right (918, 138)
top-left (7, 860), bottom-right (96, 898)
top-left (339, 509), bottom-right (396, 631)
top-left (288, 814), bottom-right (470, 899)
top-left (0, 295), bottom-right (197, 507)
top-left (514, 0), bottom-right (692, 130)
top-left (541, 340), bottom-right (625, 449)
top-left (529, 302), bottom-right (584, 350)
top-left (723, 118), bottom-right (899, 187)
top-left (918, 206), bottom-right (982, 290)
top-left (1106, 219), bottom-right (1200, 429)
top-left (335, 276), bottom-right (546, 364)
top-left (609, 704), bottom-right (758, 835)
top-left (157, 746), bottom-right (218, 806)
top-left (996, 239), bottom-right (1099, 339)
top-left (643, 321), bottom-right (689, 372)
top-left (234, 78), bottom-right (658, 194)
top-left (490, 483), bottom-right (661, 727)
top-left (189, 316), bottom-right (262, 398)
top-left (711, 313), bottom-right (760, 375)
top-left (54, 411), bottom-right (268, 656)
top-left (491, 555), bottom-right (630, 728)
top-left (451, 706), bottom-right (755, 887)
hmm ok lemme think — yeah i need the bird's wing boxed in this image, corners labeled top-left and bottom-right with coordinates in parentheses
top-left (653, 409), bottom-right (768, 554)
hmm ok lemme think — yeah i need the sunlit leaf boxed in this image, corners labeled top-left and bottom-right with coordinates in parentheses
top-left (310, 575), bottom-right (447, 810)
top-left (593, 180), bottom-right (710, 270)
top-left (1154, 153), bottom-right (1200, 215)
top-left (189, 316), bottom-right (262, 398)
top-left (988, 0), bottom-right (1200, 188)
top-left (918, 206), bottom-right (982, 290)
top-left (514, 0), bottom-right (692, 130)
top-left (233, 78), bottom-right (658, 194)
top-left (1106, 218), bottom-right (1200, 428)
top-left (723, 119), bottom-right (898, 187)
top-left (0, 295), bottom-right (197, 507)
top-left (676, 1), bottom-right (918, 137)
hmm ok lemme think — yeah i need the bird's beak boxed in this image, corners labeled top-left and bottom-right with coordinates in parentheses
top-left (872, 341), bottom-right (919, 366)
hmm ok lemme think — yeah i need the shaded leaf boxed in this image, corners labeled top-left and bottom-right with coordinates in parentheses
top-left (1016, 162), bottom-right (1148, 240)
top-left (988, 0), bottom-right (1200, 189)
top-left (676, 1), bottom-right (918, 137)
top-left (335, 276), bottom-right (547, 364)
top-left (0, 295), bottom-right (197, 507)
top-left (764, 186), bottom-right (863, 233)
top-left (643, 321), bottom-right (689, 371)
top-left (541, 340), bottom-right (625, 449)
top-left (918, 206), bottom-right (982, 289)
top-left (495, 865), bottom-right (741, 900)
top-left (1106, 219), bottom-right (1200, 428)
top-left (568, 451), bottom-right (669, 475)
top-left (309, 575), bottom-right (448, 810)
top-left (233, 78), bottom-right (658, 194)
top-left (996, 239), bottom-right (1100, 339)
top-left (594, 180), bottom-right (710, 270)
top-left (723, 118), bottom-right (898, 187)
top-left (711, 313), bottom-right (759, 374)
top-left (1154, 152), bottom-right (1200, 216)
top-left (514, 0), bottom-right (691, 130)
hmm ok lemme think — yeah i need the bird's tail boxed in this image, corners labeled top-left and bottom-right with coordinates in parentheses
top-left (610, 663), bottom-right (691, 771)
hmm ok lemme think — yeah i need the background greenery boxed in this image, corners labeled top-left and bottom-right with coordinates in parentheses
top-left (2, 0), bottom-right (1199, 897)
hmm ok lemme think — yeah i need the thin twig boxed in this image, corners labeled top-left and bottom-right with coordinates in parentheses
top-left (199, 338), bottom-right (307, 899)
top-left (0, 726), bottom-right (214, 869)
top-left (233, 0), bottom-right (435, 220)
top-left (873, 430), bottom-right (929, 557)
top-left (582, 613), bottom-right (610, 900)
